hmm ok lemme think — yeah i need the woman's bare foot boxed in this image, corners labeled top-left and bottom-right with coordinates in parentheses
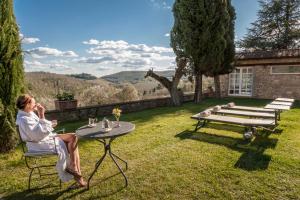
top-left (66, 166), bottom-right (82, 178)
top-left (75, 177), bottom-right (87, 187)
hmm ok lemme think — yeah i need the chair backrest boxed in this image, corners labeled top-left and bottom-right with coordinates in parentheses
top-left (16, 125), bottom-right (27, 154)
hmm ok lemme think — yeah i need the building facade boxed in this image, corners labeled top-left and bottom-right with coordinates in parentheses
top-left (220, 49), bottom-right (300, 100)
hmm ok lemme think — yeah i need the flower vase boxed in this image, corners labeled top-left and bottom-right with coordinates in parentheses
top-left (115, 117), bottom-right (120, 127)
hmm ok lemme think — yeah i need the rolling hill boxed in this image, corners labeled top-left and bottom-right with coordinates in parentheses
top-left (25, 72), bottom-right (119, 110)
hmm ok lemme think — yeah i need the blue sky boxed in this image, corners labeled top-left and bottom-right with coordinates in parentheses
top-left (15, 0), bottom-right (260, 77)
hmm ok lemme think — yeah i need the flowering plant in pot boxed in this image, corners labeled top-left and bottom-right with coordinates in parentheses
top-left (54, 92), bottom-right (78, 111)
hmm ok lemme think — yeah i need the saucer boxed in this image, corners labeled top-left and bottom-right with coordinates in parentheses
top-left (87, 124), bottom-right (96, 128)
top-left (102, 128), bottom-right (112, 132)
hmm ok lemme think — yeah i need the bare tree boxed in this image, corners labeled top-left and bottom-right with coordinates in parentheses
top-left (145, 57), bottom-right (188, 106)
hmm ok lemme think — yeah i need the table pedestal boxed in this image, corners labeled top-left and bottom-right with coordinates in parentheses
top-left (87, 138), bottom-right (128, 190)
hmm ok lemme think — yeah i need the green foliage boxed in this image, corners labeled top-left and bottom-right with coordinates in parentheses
top-left (0, 108), bottom-right (18, 152)
top-left (172, 0), bottom-right (234, 73)
top-left (172, 0), bottom-right (236, 101)
top-left (0, 0), bottom-right (24, 152)
top-left (209, 0), bottom-right (236, 76)
top-left (56, 92), bottom-right (75, 101)
top-left (69, 73), bottom-right (97, 80)
top-left (239, 0), bottom-right (300, 50)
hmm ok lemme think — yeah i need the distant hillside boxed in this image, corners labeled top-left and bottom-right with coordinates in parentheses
top-left (102, 70), bottom-right (175, 84)
top-left (24, 71), bottom-right (213, 110)
top-left (25, 72), bottom-right (119, 110)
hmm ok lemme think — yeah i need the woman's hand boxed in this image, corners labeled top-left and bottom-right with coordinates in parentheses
top-left (36, 103), bottom-right (45, 119)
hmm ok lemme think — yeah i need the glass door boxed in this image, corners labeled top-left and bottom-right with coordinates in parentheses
top-left (228, 67), bottom-right (253, 96)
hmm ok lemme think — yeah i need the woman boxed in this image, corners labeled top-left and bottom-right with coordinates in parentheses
top-left (16, 94), bottom-right (87, 187)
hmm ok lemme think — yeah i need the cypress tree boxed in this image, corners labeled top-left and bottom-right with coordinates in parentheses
top-left (205, 0), bottom-right (236, 98)
top-left (173, 0), bottom-right (235, 102)
top-left (0, 0), bottom-right (25, 152)
top-left (239, 0), bottom-right (300, 50)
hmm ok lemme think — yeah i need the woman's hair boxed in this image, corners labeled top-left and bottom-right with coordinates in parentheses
top-left (16, 94), bottom-right (33, 110)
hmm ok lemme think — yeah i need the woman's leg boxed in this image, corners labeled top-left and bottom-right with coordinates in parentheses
top-left (74, 147), bottom-right (81, 174)
top-left (56, 133), bottom-right (80, 172)
top-left (55, 133), bottom-right (86, 186)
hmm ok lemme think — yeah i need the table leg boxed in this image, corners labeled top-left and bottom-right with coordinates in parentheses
top-left (109, 149), bottom-right (128, 186)
top-left (87, 138), bottom-right (128, 190)
top-left (109, 151), bottom-right (128, 171)
top-left (87, 139), bottom-right (108, 190)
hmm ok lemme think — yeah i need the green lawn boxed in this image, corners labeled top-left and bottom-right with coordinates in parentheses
top-left (1, 98), bottom-right (299, 200)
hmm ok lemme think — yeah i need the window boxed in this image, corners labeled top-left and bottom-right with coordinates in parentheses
top-left (271, 65), bottom-right (300, 74)
top-left (228, 67), bottom-right (253, 96)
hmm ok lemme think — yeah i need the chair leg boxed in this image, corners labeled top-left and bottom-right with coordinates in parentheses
top-left (59, 179), bottom-right (62, 189)
top-left (37, 167), bottom-right (42, 178)
top-left (28, 168), bottom-right (35, 191)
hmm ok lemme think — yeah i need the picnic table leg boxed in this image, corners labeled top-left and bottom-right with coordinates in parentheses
top-left (194, 120), bottom-right (207, 131)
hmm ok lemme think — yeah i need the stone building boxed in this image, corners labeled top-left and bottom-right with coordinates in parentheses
top-left (220, 49), bottom-right (300, 100)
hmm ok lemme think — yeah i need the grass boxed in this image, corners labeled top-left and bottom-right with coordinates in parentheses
top-left (0, 97), bottom-right (299, 200)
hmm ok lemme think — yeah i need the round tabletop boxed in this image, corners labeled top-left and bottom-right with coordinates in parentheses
top-left (75, 121), bottom-right (135, 139)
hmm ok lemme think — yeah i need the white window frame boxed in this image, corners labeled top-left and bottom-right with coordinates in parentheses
top-left (228, 67), bottom-right (253, 97)
top-left (270, 65), bottom-right (300, 74)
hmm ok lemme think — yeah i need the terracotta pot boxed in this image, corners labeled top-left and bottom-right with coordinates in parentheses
top-left (54, 100), bottom-right (78, 111)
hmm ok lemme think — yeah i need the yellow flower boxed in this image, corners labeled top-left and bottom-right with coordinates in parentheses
top-left (112, 108), bottom-right (122, 118)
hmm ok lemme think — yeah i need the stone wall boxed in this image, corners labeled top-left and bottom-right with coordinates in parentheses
top-left (252, 65), bottom-right (300, 99)
top-left (220, 74), bottom-right (229, 98)
top-left (219, 65), bottom-right (300, 100)
top-left (45, 93), bottom-right (197, 122)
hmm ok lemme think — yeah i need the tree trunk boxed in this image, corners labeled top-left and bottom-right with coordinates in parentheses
top-left (170, 85), bottom-right (182, 106)
top-left (214, 75), bottom-right (221, 98)
top-left (194, 72), bottom-right (202, 103)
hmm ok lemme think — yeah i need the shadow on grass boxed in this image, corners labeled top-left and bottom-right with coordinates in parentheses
top-left (3, 184), bottom-right (71, 200)
top-left (175, 129), bottom-right (278, 171)
top-left (3, 171), bottom-right (127, 200)
top-left (61, 171), bottom-right (127, 199)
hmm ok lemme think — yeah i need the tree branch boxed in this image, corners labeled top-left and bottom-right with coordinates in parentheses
top-left (145, 69), bottom-right (172, 90)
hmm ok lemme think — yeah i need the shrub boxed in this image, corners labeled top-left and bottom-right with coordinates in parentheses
top-left (56, 92), bottom-right (75, 101)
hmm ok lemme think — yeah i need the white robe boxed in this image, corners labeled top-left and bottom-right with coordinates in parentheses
top-left (16, 110), bottom-right (73, 182)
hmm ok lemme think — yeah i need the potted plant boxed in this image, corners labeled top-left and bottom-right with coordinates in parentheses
top-left (54, 92), bottom-right (78, 111)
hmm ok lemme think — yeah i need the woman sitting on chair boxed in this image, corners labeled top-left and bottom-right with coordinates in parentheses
top-left (16, 94), bottom-right (87, 187)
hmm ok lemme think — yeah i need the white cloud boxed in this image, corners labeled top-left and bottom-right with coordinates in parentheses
top-left (150, 0), bottom-right (171, 9)
top-left (165, 33), bottom-right (170, 37)
top-left (23, 37), bottom-right (40, 44)
top-left (26, 47), bottom-right (78, 58)
top-left (24, 60), bottom-right (72, 71)
top-left (81, 39), bottom-right (175, 70)
top-left (19, 33), bottom-right (40, 44)
top-left (23, 39), bottom-right (176, 76)
top-left (24, 60), bottom-right (47, 67)
top-left (77, 56), bottom-right (117, 64)
top-left (82, 39), bottom-right (100, 45)
top-left (49, 64), bottom-right (72, 70)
